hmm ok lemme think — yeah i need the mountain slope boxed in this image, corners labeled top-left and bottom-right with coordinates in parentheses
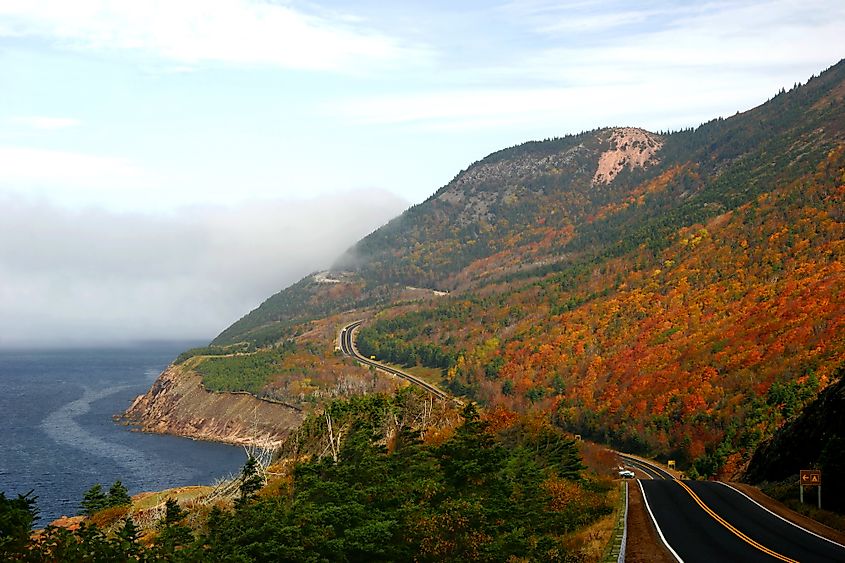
top-left (216, 60), bottom-right (844, 348)
top-left (140, 60), bottom-right (845, 477)
top-left (393, 144), bottom-right (845, 475)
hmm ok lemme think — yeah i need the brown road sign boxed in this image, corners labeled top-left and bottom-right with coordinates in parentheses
top-left (800, 469), bottom-right (821, 486)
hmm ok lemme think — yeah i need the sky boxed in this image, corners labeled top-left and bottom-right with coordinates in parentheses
top-left (1, 0), bottom-right (843, 346)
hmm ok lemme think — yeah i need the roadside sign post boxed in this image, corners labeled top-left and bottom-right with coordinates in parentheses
top-left (799, 470), bottom-right (822, 509)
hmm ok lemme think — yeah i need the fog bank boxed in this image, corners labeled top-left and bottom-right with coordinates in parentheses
top-left (0, 190), bottom-right (406, 347)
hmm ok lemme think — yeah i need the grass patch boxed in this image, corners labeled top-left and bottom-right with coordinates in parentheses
top-left (132, 487), bottom-right (213, 512)
top-left (194, 343), bottom-right (295, 393)
top-left (174, 343), bottom-right (253, 364)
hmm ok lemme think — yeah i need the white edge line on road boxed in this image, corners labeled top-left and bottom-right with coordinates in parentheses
top-left (638, 479), bottom-right (685, 563)
top-left (719, 482), bottom-right (845, 550)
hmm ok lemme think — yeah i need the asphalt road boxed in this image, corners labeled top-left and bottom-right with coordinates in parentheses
top-left (627, 456), bottom-right (845, 562)
top-left (339, 321), bottom-right (449, 399)
top-left (623, 455), bottom-right (676, 480)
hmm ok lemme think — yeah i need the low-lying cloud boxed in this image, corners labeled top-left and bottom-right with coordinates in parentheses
top-left (0, 190), bottom-right (407, 347)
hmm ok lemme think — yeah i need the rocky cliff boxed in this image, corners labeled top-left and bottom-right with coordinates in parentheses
top-left (123, 363), bottom-right (304, 447)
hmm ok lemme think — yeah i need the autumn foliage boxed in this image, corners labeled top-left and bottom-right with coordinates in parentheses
top-left (361, 146), bottom-right (845, 476)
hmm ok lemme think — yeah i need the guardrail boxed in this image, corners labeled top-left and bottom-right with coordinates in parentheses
top-left (602, 480), bottom-right (629, 563)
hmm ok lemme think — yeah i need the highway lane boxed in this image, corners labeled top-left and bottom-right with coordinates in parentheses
top-left (687, 481), bottom-right (845, 562)
top-left (641, 479), bottom-right (787, 562)
top-left (621, 454), bottom-right (674, 480)
top-left (339, 321), bottom-right (449, 400)
top-left (631, 456), bottom-right (845, 562)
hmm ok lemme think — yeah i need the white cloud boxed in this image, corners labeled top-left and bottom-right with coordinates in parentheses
top-left (330, 0), bottom-right (845, 132)
top-left (9, 116), bottom-right (81, 130)
top-left (0, 190), bottom-right (407, 347)
top-left (499, 0), bottom-right (845, 40)
top-left (0, 145), bottom-right (386, 214)
top-left (500, 1), bottom-right (661, 35)
top-left (0, 0), bottom-right (426, 72)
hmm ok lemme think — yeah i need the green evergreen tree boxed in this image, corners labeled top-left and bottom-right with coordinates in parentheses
top-left (80, 483), bottom-right (107, 516)
top-left (107, 480), bottom-right (132, 507)
top-left (237, 456), bottom-right (264, 507)
top-left (162, 497), bottom-right (185, 526)
top-left (117, 516), bottom-right (139, 543)
top-left (41, 522), bottom-right (126, 562)
top-left (0, 490), bottom-right (38, 556)
top-left (156, 498), bottom-right (192, 552)
top-left (116, 516), bottom-right (142, 559)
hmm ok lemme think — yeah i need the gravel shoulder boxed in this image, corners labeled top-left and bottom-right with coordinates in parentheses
top-left (623, 480), bottom-right (677, 563)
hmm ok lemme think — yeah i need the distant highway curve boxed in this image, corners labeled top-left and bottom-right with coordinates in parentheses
top-left (339, 320), bottom-right (450, 400)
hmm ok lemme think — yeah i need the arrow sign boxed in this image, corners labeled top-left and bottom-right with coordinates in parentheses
top-left (800, 469), bottom-right (821, 486)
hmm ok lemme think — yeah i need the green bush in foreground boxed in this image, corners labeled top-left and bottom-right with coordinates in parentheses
top-left (0, 491), bottom-right (37, 555)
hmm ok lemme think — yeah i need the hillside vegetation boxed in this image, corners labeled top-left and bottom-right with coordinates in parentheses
top-left (178, 60), bottom-right (845, 478)
top-left (745, 366), bottom-right (845, 512)
top-left (8, 390), bottom-right (620, 562)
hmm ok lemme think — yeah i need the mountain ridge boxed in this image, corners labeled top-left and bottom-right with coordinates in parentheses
top-left (137, 59), bottom-right (845, 479)
top-left (218, 60), bottom-right (845, 347)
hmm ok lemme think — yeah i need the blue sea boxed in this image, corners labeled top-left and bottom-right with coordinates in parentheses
top-left (0, 343), bottom-right (246, 525)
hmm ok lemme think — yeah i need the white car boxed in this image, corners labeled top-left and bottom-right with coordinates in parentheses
top-left (618, 469), bottom-right (636, 479)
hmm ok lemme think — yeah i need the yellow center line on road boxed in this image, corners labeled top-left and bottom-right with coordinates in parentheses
top-left (674, 479), bottom-right (798, 563)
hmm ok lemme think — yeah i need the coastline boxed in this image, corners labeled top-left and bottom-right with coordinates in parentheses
top-left (121, 362), bottom-right (304, 448)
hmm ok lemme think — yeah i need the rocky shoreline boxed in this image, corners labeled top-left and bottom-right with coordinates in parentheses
top-left (121, 363), bottom-right (303, 448)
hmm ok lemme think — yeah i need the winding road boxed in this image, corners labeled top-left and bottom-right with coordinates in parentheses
top-left (340, 320), bottom-right (844, 561)
top-left (339, 320), bottom-right (449, 400)
top-left (624, 454), bottom-right (845, 562)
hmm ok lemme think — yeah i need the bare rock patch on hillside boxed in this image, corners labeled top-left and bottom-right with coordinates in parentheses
top-left (592, 128), bottom-right (663, 186)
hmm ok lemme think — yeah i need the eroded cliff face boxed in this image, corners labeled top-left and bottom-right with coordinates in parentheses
top-left (123, 363), bottom-right (304, 447)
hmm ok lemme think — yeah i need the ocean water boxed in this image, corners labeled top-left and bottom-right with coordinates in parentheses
top-left (0, 343), bottom-right (247, 525)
